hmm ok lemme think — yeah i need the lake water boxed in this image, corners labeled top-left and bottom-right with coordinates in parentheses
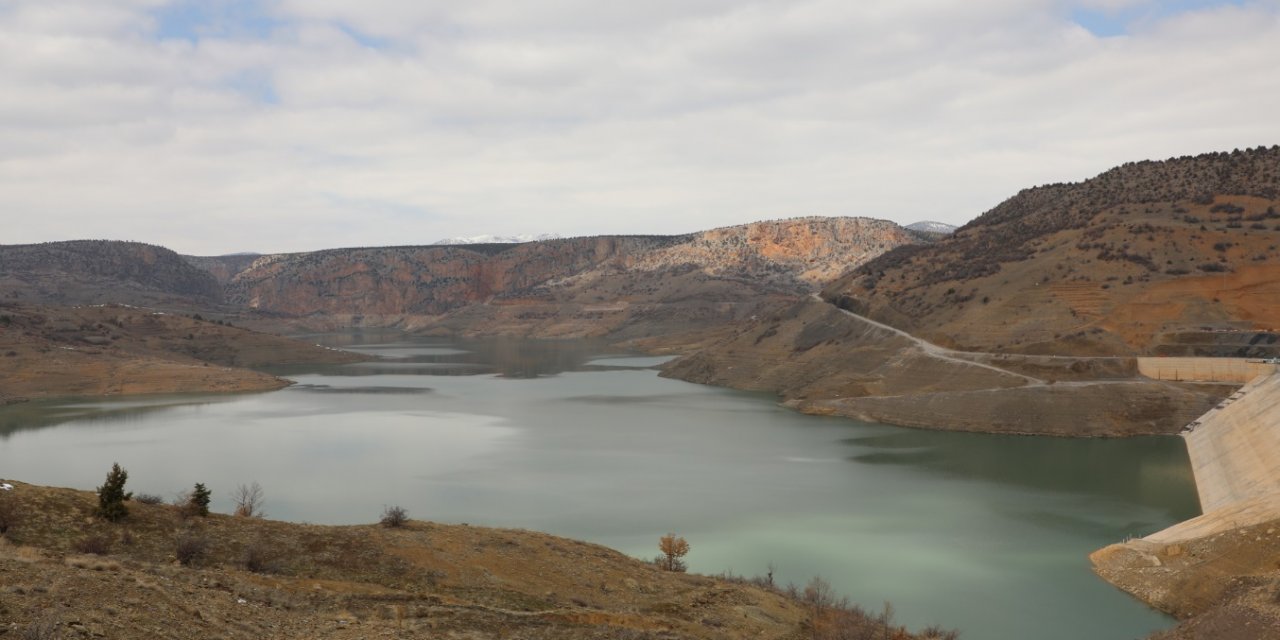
top-left (0, 334), bottom-right (1199, 639)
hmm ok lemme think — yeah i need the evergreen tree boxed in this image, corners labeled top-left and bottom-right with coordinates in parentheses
top-left (191, 483), bottom-right (211, 517)
top-left (96, 462), bottom-right (132, 522)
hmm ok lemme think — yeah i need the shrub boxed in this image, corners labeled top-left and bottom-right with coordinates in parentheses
top-left (20, 614), bottom-right (60, 640)
top-left (657, 533), bottom-right (689, 572)
top-left (96, 463), bottom-right (132, 522)
top-left (0, 492), bottom-right (20, 535)
top-left (243, 541), bottom-right (281, 573)
top-left (232, 482), bottom-right (265, 518)
top-left (134, 493), bottom-right (165, 505)
top-left (175, 533), bottom-right (209, 566)
top-left (380, 505), bottom-right (409, 528)
top-left (73, 532), bottom-right (113, 555)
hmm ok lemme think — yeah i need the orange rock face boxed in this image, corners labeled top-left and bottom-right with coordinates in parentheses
top-left (223, 218), bottom-right (920, 323)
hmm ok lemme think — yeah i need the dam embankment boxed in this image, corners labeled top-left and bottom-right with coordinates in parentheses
top-left (1091, 363), bottom-right (1280, 625)
top-left (1135, 356), bottom-right (1275, 384)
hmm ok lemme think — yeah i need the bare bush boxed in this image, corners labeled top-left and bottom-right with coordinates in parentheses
top-left (232, 482), bottom-right (265, 518)
top-left (380, 505), bottom-right (409, 528)
top-left (73, 532), bottom-right (113, 555)
top-left (21, 613), bottom-right (60, 640)
top-left (0, 493), bottom-right (21, 535)
top-left (175, 533), bottom-right (209, 566)
top-left (243, 540), bottom-right (281, 574)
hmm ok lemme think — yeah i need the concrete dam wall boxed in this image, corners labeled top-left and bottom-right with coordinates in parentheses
top-left (1137, 356), bottom-right (1276, 384)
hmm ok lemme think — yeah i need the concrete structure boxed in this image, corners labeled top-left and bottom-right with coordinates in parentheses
top-left (1137, 356), bottom-right (1276, 384)
top-left (1135, 365), bottom-right (1280, 543)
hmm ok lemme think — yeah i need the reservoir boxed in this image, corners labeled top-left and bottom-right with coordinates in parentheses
top-left (0, 335), bottom-right (1198, 639)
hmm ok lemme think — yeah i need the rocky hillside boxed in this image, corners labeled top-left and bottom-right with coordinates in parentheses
top-left (0, 481), bottom-right (957, 639)
top-left (182, 253), bottom-right (262, 286)
top-left (206, 217), bottom-right (917, 337)
top-left (0, 241), bottom-right (223, 308)
top-left (824, 146), bottom-right (1280, 356)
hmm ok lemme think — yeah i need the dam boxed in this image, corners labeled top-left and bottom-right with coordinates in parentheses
top-left (1127, 359), bottom-right (1280, 542)
top-left (1091, 357), bottom-right (1280, 615)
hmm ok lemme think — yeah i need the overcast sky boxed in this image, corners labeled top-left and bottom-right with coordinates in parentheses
top-left (2, 0), bottom-right (1278, 254)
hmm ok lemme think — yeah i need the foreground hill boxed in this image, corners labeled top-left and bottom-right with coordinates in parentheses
top-left (0, 481), bottom-right (956, 639)
top-left (823, 146), bottom-right (1280, 356)
top-left (0, 303), bottom-right (361, 404)
top-left (0, 241), bottom-right (223, 308)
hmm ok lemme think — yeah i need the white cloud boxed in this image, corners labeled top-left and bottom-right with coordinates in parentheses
top-left (0, 0), bottom-right (1277, 254)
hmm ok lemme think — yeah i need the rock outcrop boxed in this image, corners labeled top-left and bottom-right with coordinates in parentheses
top-left (208, 217), bottom-right (918, 336)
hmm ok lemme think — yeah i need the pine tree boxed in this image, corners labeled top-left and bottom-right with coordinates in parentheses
top-left (191, 483), bottom-right (211, 517)
top-left (96, 462), bottom-right (132, 522)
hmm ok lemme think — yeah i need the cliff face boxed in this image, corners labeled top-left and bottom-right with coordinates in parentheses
top-left (621, 217), bottom-right (915, 288)
top-left (211, 218), bottom-right (919, 335)
top-left (823, 146), bottom-right (1280, 356)
top-left (0, 241), bottom-right (223, 307)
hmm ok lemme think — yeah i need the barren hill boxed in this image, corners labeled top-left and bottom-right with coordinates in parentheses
top-left (0, 303), bottom-right (361, 405)
top-left (823, 146), bottom-right (1280, 356)
top-left (212, 217), bottom-right (917, 338)
top-left (0, 241), bottom-right (223, 308)
top-left (0, 481), bottom-right (956, 639)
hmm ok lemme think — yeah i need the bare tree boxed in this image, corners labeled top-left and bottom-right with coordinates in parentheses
top-left (657, 533), bottom-right (689, 572)
top-left (232, 482), bottom-right (265, 518)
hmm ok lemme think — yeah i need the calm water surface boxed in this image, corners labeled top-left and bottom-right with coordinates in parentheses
top-left (0, 334), bottom-right (1199, 640)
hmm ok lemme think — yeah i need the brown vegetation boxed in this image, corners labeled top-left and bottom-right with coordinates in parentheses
top-left (824, 147), bottom-right (1280, 356)
top-left (0, 481), bottom-right (956, 639)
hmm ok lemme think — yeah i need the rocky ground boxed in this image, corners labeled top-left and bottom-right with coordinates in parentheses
top-left (0, 482), bottom-right (955, 640)
top-left (1091, 518), bottom-right (1280, 640)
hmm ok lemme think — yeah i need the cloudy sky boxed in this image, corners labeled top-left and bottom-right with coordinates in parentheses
top-left (2, 0), bottom-right (1278, 254)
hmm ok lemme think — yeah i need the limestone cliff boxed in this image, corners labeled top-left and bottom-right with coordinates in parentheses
top-left (211, 217), bottom-right (918, 335)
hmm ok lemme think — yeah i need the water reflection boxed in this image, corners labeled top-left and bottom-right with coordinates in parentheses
top-left (844, 431), bottom-right (1199, 523)
top-left (0, 395), bottom-right (239, 439)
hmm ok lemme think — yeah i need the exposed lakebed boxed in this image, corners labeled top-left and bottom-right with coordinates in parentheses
top-left (0, 334), bottom-right (1199, 639)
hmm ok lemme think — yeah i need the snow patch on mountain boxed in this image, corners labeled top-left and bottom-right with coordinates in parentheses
top-left (905, 221), bottom-right (957, 234)
top-left (433, 233), bottom-right (562, 245)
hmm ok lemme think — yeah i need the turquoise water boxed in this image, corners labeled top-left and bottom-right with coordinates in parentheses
top-left (0, 335), bottom-right (1196, 639)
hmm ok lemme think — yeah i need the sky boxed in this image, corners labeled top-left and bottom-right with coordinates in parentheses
top-left (1, 0), bottom-right (1278, 255)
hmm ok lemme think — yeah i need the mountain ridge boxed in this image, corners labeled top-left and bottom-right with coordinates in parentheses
top-left (823, 146), bottom-right (1280, 356)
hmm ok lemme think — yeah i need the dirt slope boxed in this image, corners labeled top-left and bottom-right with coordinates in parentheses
top-left (0, 303), bottom-right (362, 404)
top-left (662, 297), bottom-right (1228, 436)
top-left (0, 482), bottom-right (956, 640)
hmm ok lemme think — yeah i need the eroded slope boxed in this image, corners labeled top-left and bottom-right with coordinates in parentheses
top-left (824, 147), bottom-right (1280, 355)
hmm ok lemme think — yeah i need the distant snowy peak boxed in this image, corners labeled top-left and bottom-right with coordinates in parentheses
top-left (905, 221), bottom-right (957, 234)
top-left (433, 233), bottom-right (562, 245)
